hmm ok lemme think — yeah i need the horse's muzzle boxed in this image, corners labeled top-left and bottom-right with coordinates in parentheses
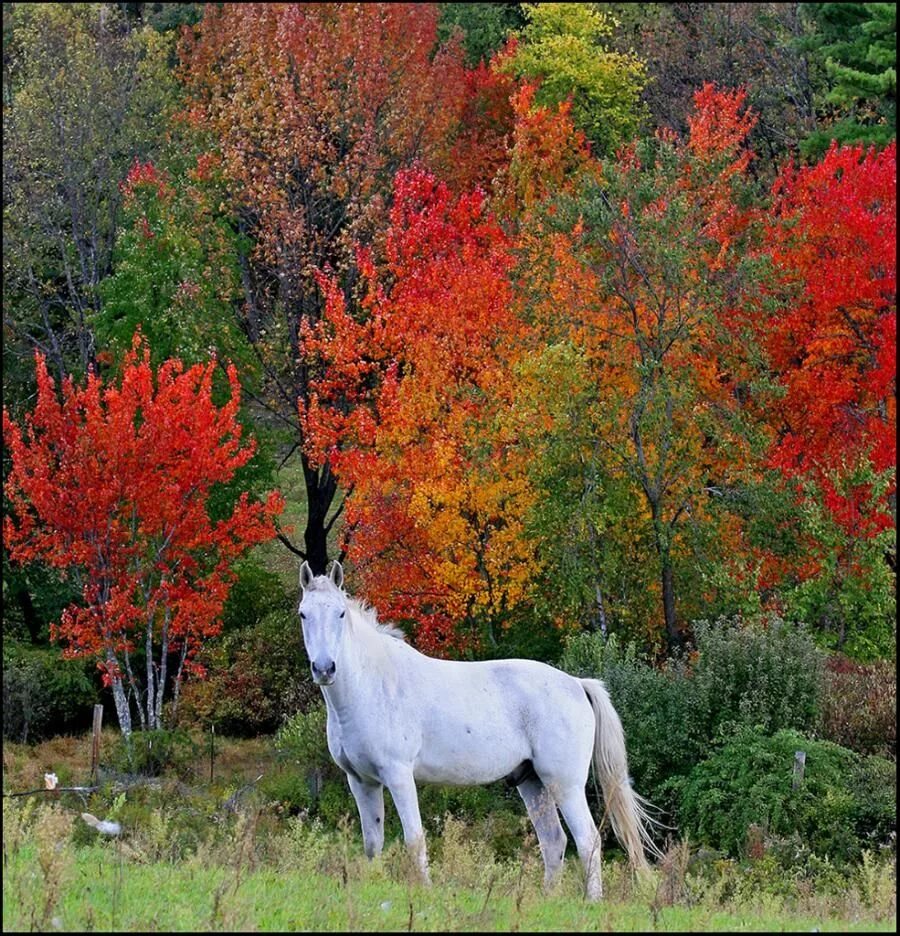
top-left (311, 659), bottom-right (336, 685)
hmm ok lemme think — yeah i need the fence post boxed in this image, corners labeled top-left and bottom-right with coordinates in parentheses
top-left (792, 750), bottom-right (806, 790)
top-left (90, 704), bottom-right (104, 783)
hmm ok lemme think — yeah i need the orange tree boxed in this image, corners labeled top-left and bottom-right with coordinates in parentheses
top-left (522, 86), bottom-right (767, 651)
top-left (178, 2), bottom-right (508, 574)
top-left (298, 168), bottom-right (533, 655)
top-left (3, 337), bottom-right (284, 736)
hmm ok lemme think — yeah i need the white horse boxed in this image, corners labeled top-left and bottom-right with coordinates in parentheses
top-left (298, 560), bottom-right (660, 900)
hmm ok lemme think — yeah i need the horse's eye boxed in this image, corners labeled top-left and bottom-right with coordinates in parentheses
top-left (339, 611), bottom-right (345, 619)
top-left (299, 611), bottom-right (306, 619)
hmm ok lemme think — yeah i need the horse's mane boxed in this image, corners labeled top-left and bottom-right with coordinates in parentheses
top-left (307, 576), bottom-right (407, 642)
top-left (347, 595), bottom-right (407, 642)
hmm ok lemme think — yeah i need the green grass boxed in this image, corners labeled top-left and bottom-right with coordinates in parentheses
top-left (3, 797), bottom-right (895, 933)
top-left (3, 846), bottom-right (892, 932)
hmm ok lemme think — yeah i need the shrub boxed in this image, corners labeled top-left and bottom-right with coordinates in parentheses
top-left (176, 607), bottom-right (318, 736)
top-left (559, 616), bottom-right (826, 816)
top-left (678, 727), bottom-right (896, 865)
top-left (107, 728), bottom-right (199, 778)
top-left (560, 633), bottom-right (703, 813)
top-left (2, 641), bottom-right (98, 742)
top-left (219, 558), bottom-right (289, 635)
top-left (275, 703), bottom-right (332, 776)
top-left (690, 615), bottom-right (825, 740)
top-left (819, 655), bottom-right (896, 759)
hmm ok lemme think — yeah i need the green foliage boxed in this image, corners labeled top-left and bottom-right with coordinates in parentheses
top-left (2, 557), bottom-right (79, 645)
top-left (559, 617), bottom-right (827, 814)
top-left (678, 727), bottom-right (896, 865)
top-left (2, 3), bottom-right (177, 398)
top-left (801, 2), bottom-right (896, 157)
top-left (2, 641), bottom-right (98, 742)
top-left (516, 342), bottom-right (656, 641)
top-left (275, 703), bottom-right (332, 776)
top-left (688, 618), bottom-right (825, 740)
top-left (219, 558), bottom-right (290, 635)
top-left (819, 656), bottom-right (897, 758)
top-left (437, 2), bottom-right (524, 65)
top-left (177, 606), bottom-right (316, 737)
top-left (560, 633), bottom-right (703, 812)
top-left (782, 488), bottom-right (896, 661)
top-left (95, 157), bottom-right (254, 372)
top-left (108, 727), bottom-right (199, 778)
top-left (499, 2), bottom-right (647, 154)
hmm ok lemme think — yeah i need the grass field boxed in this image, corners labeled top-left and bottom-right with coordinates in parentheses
top-left (3, 729), bottom-right (895, 934)
top-left (3, 837), bottom-right (895, 932)
top-left (3, 783), bottom-right (895, 933)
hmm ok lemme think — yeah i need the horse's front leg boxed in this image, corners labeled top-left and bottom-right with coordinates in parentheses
top-left (382, 766), bottom-right (430, 885)
top-left (346, 773), bottom-right (385, 859)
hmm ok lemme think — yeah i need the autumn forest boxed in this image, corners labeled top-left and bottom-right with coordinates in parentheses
top-left (2, 2), bottom-right (896, 749)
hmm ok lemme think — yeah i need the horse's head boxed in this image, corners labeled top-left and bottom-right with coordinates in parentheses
top-left (298, 560), bottom-right (348, 686)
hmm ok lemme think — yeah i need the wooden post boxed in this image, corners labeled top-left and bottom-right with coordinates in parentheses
top-left (792, 750), bottom-right (806, 790)
top-left (90, 704), bottom-right (103, 783)
top-left (209, 723), bottom-right (216, 784)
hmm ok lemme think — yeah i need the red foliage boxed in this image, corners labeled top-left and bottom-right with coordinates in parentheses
top-left (763, 142), bottom-right (896, 536)
top-left (3, 336), bottom-right (283, 694)
top-left (299, 168), bottom-right (526, 654)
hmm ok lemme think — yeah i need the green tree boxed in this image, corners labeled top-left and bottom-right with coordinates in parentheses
top-left (526, 87), bottom-right (767, 651)
top-left (801, 2), bottom-right (896, 156)
top-left (3, 2), bottom-right (176, 396)
top-left (498, 2), bottom-right (647, 155)
top-left (96, 156), bottom-right (252, 371)
top-left (438, 2), bottom-right (524, 66)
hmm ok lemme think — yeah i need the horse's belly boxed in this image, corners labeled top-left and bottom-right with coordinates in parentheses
top-left (413, 720), bottom-right (529, 786)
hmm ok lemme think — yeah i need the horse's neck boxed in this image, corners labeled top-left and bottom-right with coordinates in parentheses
top-left (326, 617), bottom-right (397, 712)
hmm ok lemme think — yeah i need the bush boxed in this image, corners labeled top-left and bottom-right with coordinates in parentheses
top-left (560, 632), bottom-right (702, 813)
top-left (678, 727), bottom-right (896, 865)
top-left (176, 607), bottom-right (318, 736)
top-left (275, 703), bottom-right (332, 776)
top-left (558, 616), bottom-right (827, 816)
top-left (219, 558), bottom-right (289, 635)
top-left (107, 728), bottom-right (199, 778)
top-left (819, 655), bottom-right (896, 759)
top-left (2, 641), bottom-right (98, 742)
top-left (690, 616), bottom-right (825, 740)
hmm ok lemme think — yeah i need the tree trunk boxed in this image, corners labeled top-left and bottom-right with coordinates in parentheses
top-left (108, 664), bottom-right (132, 737)
top-left (650, 504), bottom-right (680, 654)
top-left (303, 456), bottom-right (338, 574)
top-left (661, 556), bottom-right (680, 653)
top-left (16, 587), bottom-right (41, 644)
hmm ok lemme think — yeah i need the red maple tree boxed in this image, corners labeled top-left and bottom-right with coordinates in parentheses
top-left (762, 141), bottom-right (896, 544)
top-left (3, 336), bottom-right (284, 735)
top-left (299, 168), bottom-right (528, 654)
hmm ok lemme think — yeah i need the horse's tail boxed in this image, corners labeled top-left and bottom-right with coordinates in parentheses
top-left (580, 677), bottom-right (663, 870)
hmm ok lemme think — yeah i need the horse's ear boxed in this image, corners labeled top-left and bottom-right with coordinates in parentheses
top-left (328, 560), bottom-right (344, 590)
top-left (299, 561), bottom-right (314, 591)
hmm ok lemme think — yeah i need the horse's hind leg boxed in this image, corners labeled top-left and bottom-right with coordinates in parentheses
top-left (517, 776), bottom-right (567, 891)
top-left (556, 785), bottom-right (603, 901)
top-left (346, 773), bottom-right (385, 859)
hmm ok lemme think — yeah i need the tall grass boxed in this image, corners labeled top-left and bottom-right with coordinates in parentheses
top-left (2, 796), bottom-right (895, 932)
